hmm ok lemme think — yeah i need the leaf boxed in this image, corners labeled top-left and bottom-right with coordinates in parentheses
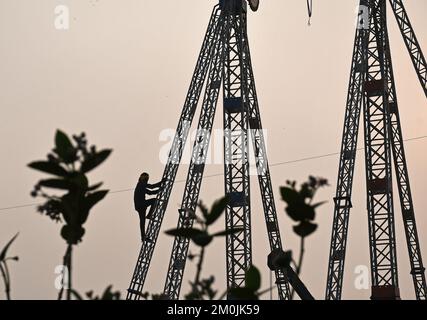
top-left (0, 233), bottom-right (19, 261)
top-left (197, 201), bottom-right (209, 221)
top-left (79, 190), bottom-right (108, 224)
top-left (38, 179), bottom-right (74, 190)
top-left (293, 221), bottom-right (318, 237)
top-left (165, 228), bottom-right (205, 239)
top-left (286, 203), bottom-right (315, 222)
top-left (81, 149), bottom-right (112, 173)
top-left (245, 266), bottom-right (261, 291)
top-left (28, 161), bottom-right (68, 177)
top-left (88, 182), bottom-right (103, 191)
top-left (312, 201), bottom-right (327, 209)
top-left (280, 187), bottom-right (301, 205)
top-left (85, 190), bottom-right (108, 211)
top-left (206, 196), bottom-right (228, 226)
top-left (54, 130), bottom-right (76, 163)
top-left (212, 227), bottom-right (243, 237)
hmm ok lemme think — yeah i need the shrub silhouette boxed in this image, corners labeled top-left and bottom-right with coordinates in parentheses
top-left (71, 285), bottom-right (121, 300)
top-left (280, 176), bottom-right (328, 299)
top-left (28, 130), bottom-right (112, 300)
top-left (165, 196), bottom-right (243, 300)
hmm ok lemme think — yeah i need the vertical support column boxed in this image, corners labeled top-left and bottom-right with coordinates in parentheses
top-left (238, 9), bottom-right (291, 300)
top-left (382, 20), bottom-right (427, 300)
top-left (222, 0), bottom-right (252, 293)
top-left (363, 0), bottom-right (399, 300)
top-left (325, 0), bottom-right (369, 300)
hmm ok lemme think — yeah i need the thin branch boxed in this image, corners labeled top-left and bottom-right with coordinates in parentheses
top-left (291, 236), bottom-right (305, 300)
top-left (0, 262), bottom-right (10, 300)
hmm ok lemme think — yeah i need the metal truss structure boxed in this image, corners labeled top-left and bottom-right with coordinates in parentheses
top-left (127, 0), bottom-right (313, 301)
top-left (326, 0), bottom-right (426, 300)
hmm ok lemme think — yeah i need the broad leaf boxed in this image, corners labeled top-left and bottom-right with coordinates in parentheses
top-left (38, 179), bottom-right (74, 190)
top-left (245, 266), bottom-right (261, 291)
top-left (85, 190), bottom-right (108, 211)
top-left (28, 161), bottom-right (68, 177)
top-left (54, 130), bottom-right (76, 163)
top-left (312, 201), bottom-right (327, 209)
top-left (293, 221), bottom-right (318, 238)
top-left (197, 201), bottom-right (209, 221)
top-left (212, 227), bottom-right (243, 237)
top-left (80, 190), bottom-right (108, 223)
top-left (88, 182), bottom-right (103, 191)
top-left (81, 149), bottom-right (112, 173)
top-left (286, 203), bottom-right (315, 222)
top-left (206, 196), bottom-right (228, 226)
top-left (0, 233), bottom-right (19, 261)
top-left (280, 187), bottom-right (301, 205)
top-left (165, 228), bottom-right (205, 239)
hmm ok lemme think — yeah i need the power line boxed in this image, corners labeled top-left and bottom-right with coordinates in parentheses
top-left (1, 134), bottom-right (426, 214)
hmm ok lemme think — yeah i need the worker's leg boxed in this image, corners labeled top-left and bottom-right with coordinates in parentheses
top-left (138, 210), bottom-right (146, 241)
top-left (146, 198), bottom-right (157, 219)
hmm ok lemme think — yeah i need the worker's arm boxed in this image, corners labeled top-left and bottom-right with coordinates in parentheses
top-left (147, 179), bottom-right (164, 190)
top-left (146, 188), bottom-right (160, 195)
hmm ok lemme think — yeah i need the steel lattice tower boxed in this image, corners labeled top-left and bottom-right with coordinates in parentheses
top-left (127, 0), bottom-right (313, 301)
top-left (326, 0), bottom-right (427, 300)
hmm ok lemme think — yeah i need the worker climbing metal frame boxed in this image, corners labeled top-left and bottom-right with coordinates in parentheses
top-left (127, 0), bottom-right (313, 301)
top-left (326, 0), bottom-right (426, 300)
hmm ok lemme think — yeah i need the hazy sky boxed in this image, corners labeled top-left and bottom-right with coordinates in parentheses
top-left (0, 0), bottom-right (426, 300)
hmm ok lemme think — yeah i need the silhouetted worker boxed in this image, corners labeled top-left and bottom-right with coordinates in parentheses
top-left (134, 172), bottom-right (163, 242)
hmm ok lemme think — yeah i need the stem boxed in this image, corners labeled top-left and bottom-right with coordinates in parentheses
top-left (0, 262), bottom-right (10, 300)
top-left (57, 244), bottom-right (72, 300)
top-left (67, 244), bottom-right (72, 300)
top-left (290, 236), bottom-right (305, 300)
top-left (193, 246), bottom-right (205, 299)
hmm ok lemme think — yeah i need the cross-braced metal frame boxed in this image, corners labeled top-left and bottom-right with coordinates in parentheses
top-left (326, 0), bottom-right (426, 300)
top-left (127, 0), bottom-right (310, 301)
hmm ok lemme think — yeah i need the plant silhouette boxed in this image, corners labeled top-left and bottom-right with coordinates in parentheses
top-left (280, 176), bottom-right (328, 299)
top-left (28, 130), bottom-right (112, 300)
top-left (165, 196), bottom-right (243, 300)
top-left (227, 265), bottom-right (265, 300)
top-left (70, 285), bottom-right (121, 300)
top-left (0, 233), bottom-right (19, 300)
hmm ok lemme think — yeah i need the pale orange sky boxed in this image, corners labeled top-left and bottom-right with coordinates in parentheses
top-left (0, 0), bottom-right (426, 300)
